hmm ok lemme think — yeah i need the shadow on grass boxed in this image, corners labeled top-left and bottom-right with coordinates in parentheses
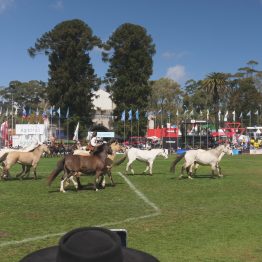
top-left (48, 181), bottom-right (124, 193)
top-left (169, 174), bottom-right (226, 180)
top-left (1, 175), bottom-right (44, 182)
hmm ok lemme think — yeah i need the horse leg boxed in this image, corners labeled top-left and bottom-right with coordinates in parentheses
top-left (60, 177), bottom-right (67, 193)
top-left (22, 166), bottom-right (31, 179)
top-left (16, 165), bottom-right (26, 178)
top-left (32, 166), bottom-right (37, 180)
top-left (179, 164), bottom-right (185, 179)
top-left (148, 161), bottom-right (153, 175)
top-left (211, 164), bottom-right (217, 178)
top-left (217, 163), bottom-right (223, 177)
top-left (143, 162), bottom-right (150, 174)
top-left (60, 172), bottom-right (69, 193)
top-left (187, 164), bottom-right (194, 180)
top-left (125, 159), bottom-right (135, 175)
top-left (98, 174), bottom-right (106, 189)
top-left (107, 169), bottom-right (115, 186)
top-left (76, 174), bottom-right (83, 190)
top-left (2, 163), bottom-right (11, 180)
top-left (94, 171), bottom-right (102, 191)
top-left (69, 175), bottom-right (78, 191)
top-left (192, 163), bottom-right (199, 177)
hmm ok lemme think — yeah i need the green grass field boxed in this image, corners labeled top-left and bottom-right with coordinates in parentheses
top-left (0, 154), bottom-right (261, 262)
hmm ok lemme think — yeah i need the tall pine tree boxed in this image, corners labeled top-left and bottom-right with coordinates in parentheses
top-left (28, 19), bottom-right (101, 135)
top-left (103, 23), bottom-right (155, 136)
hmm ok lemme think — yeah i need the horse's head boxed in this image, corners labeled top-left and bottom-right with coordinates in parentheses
top-left (41, 144), bottom-right (51, 155)
top-left (223, 144), bottom-right (233, 155)
top-left (94, 143), bottom-right (113, 156)
top-left (159, 149), bottom-right (168, 159)
top-left (110, 142), bottom-right (125, 153)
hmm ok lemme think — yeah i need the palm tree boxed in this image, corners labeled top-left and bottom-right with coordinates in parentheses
top-left (201, 72), bottom-right (229, 131)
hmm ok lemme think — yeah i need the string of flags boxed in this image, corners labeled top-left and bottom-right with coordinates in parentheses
top-left (0, 106), bottom-right (70, 119)
top-left (120, 109), bottom-right (260, 121)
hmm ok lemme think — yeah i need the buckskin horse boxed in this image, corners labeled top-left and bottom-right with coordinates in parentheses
top-left (47, 143), bottom-right (112, 192)
top-left (0, 144), bottom-right (51, 180)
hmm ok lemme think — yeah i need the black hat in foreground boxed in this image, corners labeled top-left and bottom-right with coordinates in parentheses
top-left (20, 227), bottom-right (159, 262)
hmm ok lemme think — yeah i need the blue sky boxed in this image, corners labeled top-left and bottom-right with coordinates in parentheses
top-left (1, 0), bottom-right (262, 88)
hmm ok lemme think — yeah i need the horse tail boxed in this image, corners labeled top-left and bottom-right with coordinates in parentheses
top-left (0, 152), bottom-right (8, 163)
top-left (170, 152), bottom-right (186, 172)
top-left (112, 153), bottom-right (127, 166)
top-left (47, 157), bottom-right (65, 186)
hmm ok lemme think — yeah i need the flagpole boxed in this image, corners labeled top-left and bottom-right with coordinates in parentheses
top-left (67, 118), bottom-right (69, 146)
top-left (124, 119), bottom-right (126, 143)
top-left (59, 117), bottom-right (61, 142)
top-left (160, 109), bottom-right (163, 148)
top-left (206, 110), bottom-right (209, 149)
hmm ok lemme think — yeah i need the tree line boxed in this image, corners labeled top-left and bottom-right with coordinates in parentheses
top-left (0, 19), bottom-right (261, 139)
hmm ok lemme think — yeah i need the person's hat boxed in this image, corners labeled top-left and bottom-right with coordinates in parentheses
top-left (20, 227), bottom-right (159, 262)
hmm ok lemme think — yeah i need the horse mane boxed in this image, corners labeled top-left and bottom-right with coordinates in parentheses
top-left (93, 143), bottom-right (106, 155)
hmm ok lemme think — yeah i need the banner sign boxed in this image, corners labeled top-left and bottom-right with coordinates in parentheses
top-left (16, 124), bottom-right (45, 135)
top-left (250, 149), bottom-right (262, 155)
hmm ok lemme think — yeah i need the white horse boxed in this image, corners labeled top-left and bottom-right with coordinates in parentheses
top-left (114, 148), bottom-right (168, 175)
top-left (170, 144), bottom-right (232, 179)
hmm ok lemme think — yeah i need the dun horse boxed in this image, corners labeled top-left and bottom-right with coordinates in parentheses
top-left (0, 144), bottom-right (50, 180)
top-left (170, 144), bottom-right (232, 179)
top-left (48, 143), bottom-right (112, 192)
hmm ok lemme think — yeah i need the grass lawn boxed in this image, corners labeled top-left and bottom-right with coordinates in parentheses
top-left (0, 154), bottom-right (261, 261)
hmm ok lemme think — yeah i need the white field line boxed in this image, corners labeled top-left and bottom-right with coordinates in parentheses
top-left (0, 172), bottom-right (160, 248)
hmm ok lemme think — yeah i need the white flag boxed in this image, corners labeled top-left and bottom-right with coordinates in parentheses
top-left (239, 112), bottom-right (243, 119)
top-left (232, 110), bottom-right (235, 122)
top-left (206, 109), bottom-right (209, 120)
top-left (224, 111), bottom-right (228, 122)
top-left (218, 110), bottom-right (221, 121)
top-left (254, 110), bottom-right (258, 115)
top-left (73, 122), bottom-right (79, 141)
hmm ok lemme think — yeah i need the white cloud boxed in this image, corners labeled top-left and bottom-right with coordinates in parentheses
top-left (0, 0), bottom-right (14, 13)
top-left (51, 0), bottom-right (64, 10)
top-left (162, 51), bottom-right (189, 60)
top-left (166, 65), bottom-right (186, 82)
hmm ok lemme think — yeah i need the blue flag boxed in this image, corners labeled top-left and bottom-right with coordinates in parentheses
top-left (128, 110), bottom-right (132, 120)
top-left (121, 110), bottom-right (125, 121)
top-left (135, 109), bottom-right (139, 120)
